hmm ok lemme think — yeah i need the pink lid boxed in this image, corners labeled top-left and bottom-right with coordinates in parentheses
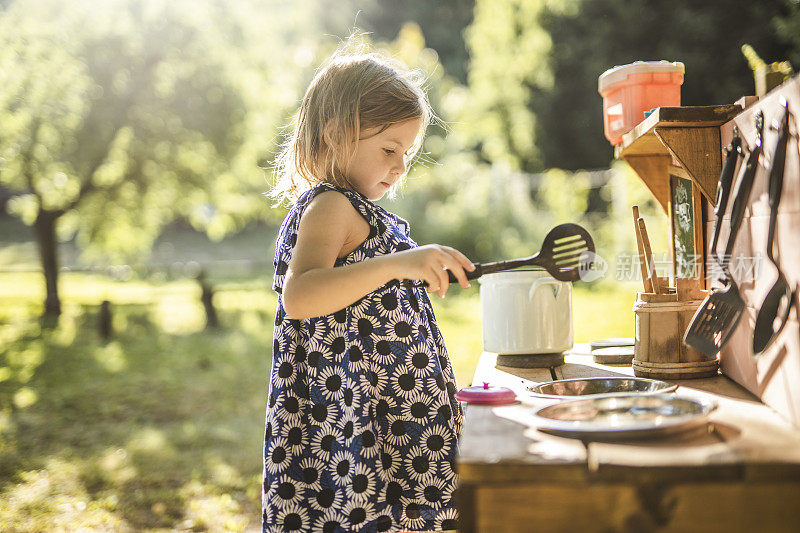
top-left (455, 382), bottom-right (517, 405)
top-left (598, 60), bottom-right (684, 92)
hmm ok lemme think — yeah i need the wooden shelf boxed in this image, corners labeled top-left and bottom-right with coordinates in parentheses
top-left (615, 105), bottom-right (742, 213)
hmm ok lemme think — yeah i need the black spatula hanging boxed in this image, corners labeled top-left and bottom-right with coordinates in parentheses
top-left (683, 112), bottom-right (764, 357)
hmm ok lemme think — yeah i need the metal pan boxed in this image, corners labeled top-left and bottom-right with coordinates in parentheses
top-left (527, 377), bottom-right (677, 400)
top-left (531, 394), bottom-right (717, 440)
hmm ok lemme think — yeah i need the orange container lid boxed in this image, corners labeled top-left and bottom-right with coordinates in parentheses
top-left (598, 60), bottom-right (684, 94)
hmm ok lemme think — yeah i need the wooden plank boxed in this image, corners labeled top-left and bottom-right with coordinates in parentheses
top-left (454, 484), bottom-right (477, 533)
top-left (470, 352), bottom-right (553, 392)
top-left (532, 353), bottom-right (800, 479)
top-left (472, 483), bottom-right (636, 533)
top-left (656, 126), bottom-right (722, 202)
top-left (470, 482), bottom-right (800, 533)
top-left (617, 105), bottom-right (743, 156)
top-left (615, 105), bottom-right (741, 222)
top-left (465, 352), bottom-right (800, 485)
top-left (621, 154), bottom-right (671, 214)
top-left (457, 403), bottom-right (588, 483)
top-left (693, 182), bottom-right (705, 284)
top-left (461, 352), bottom-right (588, 482)
top-left (558, 354), bottom-right (636, 379)
top-left (587, 380), bottom-right (800, 481)
top-left (618, 132), bottom-right (669, 157)
top-left (645, 105), bottom-right (743, 126)
top-left (715, 76), bottom-right (800, 428)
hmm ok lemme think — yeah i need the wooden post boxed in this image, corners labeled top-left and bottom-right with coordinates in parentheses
top-left (196, 268), bottom-right (219, 330)
top-left (99, 300), bottom-right (113, 339)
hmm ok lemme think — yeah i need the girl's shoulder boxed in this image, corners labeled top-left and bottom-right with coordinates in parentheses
top-left (293, 182), bottom-right (362, 211)
top-left (292, 182), bottom-right (377, 226)
top-left (275, 183), bottom-right (377, 256)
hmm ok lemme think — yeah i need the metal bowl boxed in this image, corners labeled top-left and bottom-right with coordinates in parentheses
top-left (527, 377), bottom-right (677, 400)
top-left (532, 394), bottom-right (717, 440)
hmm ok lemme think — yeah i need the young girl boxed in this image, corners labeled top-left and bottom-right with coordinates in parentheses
top-left (263, 41), bottom-right (474, 533)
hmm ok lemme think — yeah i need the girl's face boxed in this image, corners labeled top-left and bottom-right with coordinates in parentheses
top-left (345, 118), bottom-right (422, 200)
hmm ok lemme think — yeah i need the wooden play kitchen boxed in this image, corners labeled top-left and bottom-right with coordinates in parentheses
top-left (455, 73), bottom-right (800, 531)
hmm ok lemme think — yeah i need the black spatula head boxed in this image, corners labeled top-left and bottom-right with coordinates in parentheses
top-left (683, 281), bottom-right (745, 357)
top-left (536, 223), bottom-right (596, 282)
top-left (407, 223), bottom-right (596, 289)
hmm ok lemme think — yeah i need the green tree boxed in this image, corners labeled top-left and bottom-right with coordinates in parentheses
top-left (776, 0), bottom-right (800, 68)
top-left (465, 0), bottom-right (797, 173)
top-left (315, 0), bottom-right (475, 83)
top-left (0, 0), bottom-right (316, 320)
top-left (376, 23), bottom-right (552, 263)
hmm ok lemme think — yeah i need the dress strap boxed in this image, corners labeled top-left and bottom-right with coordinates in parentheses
top-left (272, 182), bottom-right (387, 294)
top-left (297, 182), bottom-right (381, 233)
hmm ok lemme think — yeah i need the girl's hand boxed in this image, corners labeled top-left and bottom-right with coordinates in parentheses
top-left (391, 244), bottom-right (475, 298)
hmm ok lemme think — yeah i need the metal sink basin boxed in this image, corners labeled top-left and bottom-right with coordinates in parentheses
top-left (527, 377), bottom-right (677, 400)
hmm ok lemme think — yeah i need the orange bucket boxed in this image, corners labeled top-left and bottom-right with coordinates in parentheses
top-left (598, 61), bottom-right (684, 145)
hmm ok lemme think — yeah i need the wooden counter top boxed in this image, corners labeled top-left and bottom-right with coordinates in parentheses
top-left (456, 346), bottom-right (800, 532)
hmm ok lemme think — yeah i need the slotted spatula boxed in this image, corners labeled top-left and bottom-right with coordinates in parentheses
top-left (446, 223), bottom-right (595, 283)
top-left (683, 112), bottom-right (764, 357)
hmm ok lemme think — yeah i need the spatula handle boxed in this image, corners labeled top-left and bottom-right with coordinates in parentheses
top-left (446, 263), bottom-right (485, 283)
top-left (723, 113), bottom-right (763, 265)
top-left (709, 133), bottom-right (742, 260)
top-left (765, 100), bottom-right (790, 258)
top-left (403, 258), bottom-right (529, 288)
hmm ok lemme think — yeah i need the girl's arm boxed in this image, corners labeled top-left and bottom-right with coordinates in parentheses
top-left (281, 191), bottom-right (474, 320)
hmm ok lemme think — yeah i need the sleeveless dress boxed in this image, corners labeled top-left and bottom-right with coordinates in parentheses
top-left (262, 182), bottom-right (463, 533)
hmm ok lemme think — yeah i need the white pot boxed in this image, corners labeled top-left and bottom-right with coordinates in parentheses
top-left (479, 268), bottom-right (573, 355)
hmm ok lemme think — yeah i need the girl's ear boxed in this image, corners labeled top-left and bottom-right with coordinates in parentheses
top-left (322, 119), bottom-right (336, 149)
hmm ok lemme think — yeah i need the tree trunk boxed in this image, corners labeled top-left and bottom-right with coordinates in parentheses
top-left (34, 209), bottom-right (62, 321)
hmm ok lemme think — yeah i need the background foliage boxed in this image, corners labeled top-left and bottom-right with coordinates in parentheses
top-left (2, 0), bottom-right (798, 268)
top-left (1, 0), bottom-right (800, 529)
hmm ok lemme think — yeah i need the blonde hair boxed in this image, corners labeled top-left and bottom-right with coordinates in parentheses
top-left (270, 38), bottom-right (433, 206)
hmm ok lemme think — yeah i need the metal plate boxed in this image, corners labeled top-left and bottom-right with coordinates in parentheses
top-left (592, 346), bottom-right (635, 364)
top-left (590, 337), bottom-right (635, 350)
top-left (527, 377), bottom-right (677, 400)
top-left (532, 395), bottom-right (716, 440)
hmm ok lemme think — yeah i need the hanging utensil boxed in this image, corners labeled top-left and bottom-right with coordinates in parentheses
top-left (420, 223), bottom-right (594, 285)
top-left (684, 111), bottom-right (764, 357)
top-left (708, 129), bottom-right (743, 266)
top-left (753, 99), bottom-right (794, 356)
top-left (632, 206), bottom-right (652, 293)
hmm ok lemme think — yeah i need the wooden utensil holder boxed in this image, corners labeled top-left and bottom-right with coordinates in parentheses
top-left (632, 278), bottom-right (717, 379)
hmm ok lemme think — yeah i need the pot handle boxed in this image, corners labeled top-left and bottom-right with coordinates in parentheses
top-left (529, 276), bottom-right (560, 301)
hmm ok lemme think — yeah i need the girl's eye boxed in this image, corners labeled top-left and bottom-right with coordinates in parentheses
top-left (383, 148), bottom-right (395, 155)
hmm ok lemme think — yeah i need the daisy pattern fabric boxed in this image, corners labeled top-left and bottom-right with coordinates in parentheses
top-left (263, 182), bottom-right (463, 532)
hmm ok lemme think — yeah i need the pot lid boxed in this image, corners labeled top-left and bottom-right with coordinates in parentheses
top-left (456, 382), bottom-right (517, 405)
top-left (598, 60), bottom-right (684, 92)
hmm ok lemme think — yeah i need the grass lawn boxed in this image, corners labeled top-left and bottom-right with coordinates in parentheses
top-left (0, 271), bottom-right (635, 531)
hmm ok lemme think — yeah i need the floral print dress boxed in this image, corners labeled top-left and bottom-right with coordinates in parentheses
top-left (262, 182), bottom-right (463, 532)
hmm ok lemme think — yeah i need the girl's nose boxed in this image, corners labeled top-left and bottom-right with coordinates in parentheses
top-left (393, 156), bottom-right (407, 175)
